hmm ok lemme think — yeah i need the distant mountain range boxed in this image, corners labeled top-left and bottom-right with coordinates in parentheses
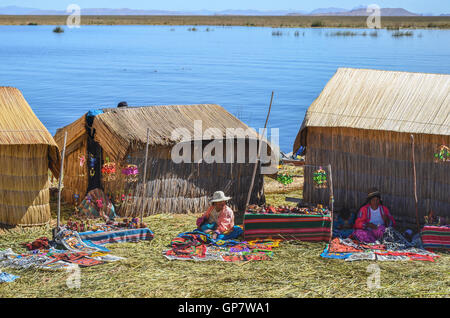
top-left (0, 5), bottom-right (443, 16)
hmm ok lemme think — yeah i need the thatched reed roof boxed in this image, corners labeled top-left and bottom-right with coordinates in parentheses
top-left (0, 87), bottom-right (60, 176)
top-left (56, 104), bottom-right (263, 161)
top-left (294, 68), bottom-right (450, 152)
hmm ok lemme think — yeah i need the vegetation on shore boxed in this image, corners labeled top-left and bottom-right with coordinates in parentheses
top-left (52, 26), bottom-right (64, 33)
top-left (1, 15), bottom-right (449, 29)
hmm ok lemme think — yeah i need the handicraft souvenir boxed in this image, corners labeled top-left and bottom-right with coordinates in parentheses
top-left (78, 154), bottom-right (86, 177)
top-left (246, 204), bottom-right (330, 215)
top-left (276, 173), bottom-right (294, 185)
top-left (434, 145), bottom-right (450, 163)
top-left (73, 193), bottom-right (80, 210)
top-left (101, 157), bottom-right (117, 181)
top-left (313, 167), bottom-right (328, 189)
top-left (122, 164), bottom-right (139, 182)
top-left (88, 153), bottom-right (96, 177)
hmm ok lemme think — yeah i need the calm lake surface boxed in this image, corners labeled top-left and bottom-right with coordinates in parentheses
top-left (0, 25), bottom-right (449, 152)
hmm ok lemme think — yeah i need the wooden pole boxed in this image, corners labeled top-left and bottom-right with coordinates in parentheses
top-left (245, 91), bottom-right (274, 209)
top-left (411, 134), bottom-right (421, 234)
top-left (327, 164), bottom-right (334, 243)
top-left (141, 128), bottom-right (150, 223)
top-left (57, 132), bottom-right (67, 231)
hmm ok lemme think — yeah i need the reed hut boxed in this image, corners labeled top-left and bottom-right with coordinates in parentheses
top-left (293, 68), bottom-right (450, 230)
top-left (55, 104), bottom-right (275, 217)
top-left (0, 87), bottom-right (60, 226)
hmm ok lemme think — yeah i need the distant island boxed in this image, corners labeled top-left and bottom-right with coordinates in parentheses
top-left (0, 6), bottom-right (449, 29)
top-left (0, 6), bottom-right (438, 16)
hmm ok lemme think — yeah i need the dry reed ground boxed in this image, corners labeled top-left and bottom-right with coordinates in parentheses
top-left (0, 166), bottom-right (449, 297)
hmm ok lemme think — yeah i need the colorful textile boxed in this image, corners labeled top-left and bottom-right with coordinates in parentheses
top-left (55, 229), bottom-right (103, 253)
top-left (77, 188), bottom-right (116, 220)
top-left (22, 237), bottom-right (49, 251)
top-left (0, 271), bottom-right (19, 283)
top-left (421, 225), bottom-right (450, 250)
top-left (244, 213), bottom-right (332, 242)
top-left (0, 249), bottom-right (78, 271)
top-left (320, 245), bottom-right (353, 260)
top-left (78, 228), bottom-right (154, 245)
top-left (354, 204), bottom-right (395, 229)
top-left (163, 230), bottom-right (278, 262)
top-left (320, 237), bottom-right (439, 262)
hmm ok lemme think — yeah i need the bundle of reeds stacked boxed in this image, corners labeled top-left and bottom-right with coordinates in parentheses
top-left (0, 87), bottom-right (60, 226)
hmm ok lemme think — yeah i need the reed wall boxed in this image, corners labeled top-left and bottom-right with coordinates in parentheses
top-left (0, 144), bottom-right (51, 225)
top-left (303, 127), bottom-right (450, 230)
top-left (62, 140), bottom-right (265, 217)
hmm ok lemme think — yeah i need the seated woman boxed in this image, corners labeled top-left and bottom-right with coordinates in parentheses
top-left (353, 188), bottom-right (395, 243)
top-left (196, 191), bottom-right (243, 240)
top-left (333, 208), bottom-right (355, 238)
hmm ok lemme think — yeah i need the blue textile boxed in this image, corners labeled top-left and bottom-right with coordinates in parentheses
top-left (198, 224), bottom-right (243, 241)
top-left (320, 245), bottom-right (352, 260)
top-left (200, 222), bottom-right (217, 232)
top-left (82, 240), bottom-right (110, 252)
top-left (79, 228), bottom-right (154, 245)
top-left (333, 213), bottom-right (355, 238)
top-left (217, 226), bottom-right (244, 240)
top-left (0, 272), bottom-right (19, 283)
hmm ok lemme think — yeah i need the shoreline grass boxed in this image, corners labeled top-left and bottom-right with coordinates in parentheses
top-left (0, 15), bottom-right (449, 29)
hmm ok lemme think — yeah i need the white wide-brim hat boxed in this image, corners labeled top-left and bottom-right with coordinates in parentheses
top-left (210, 191), bottom-right (231, 203)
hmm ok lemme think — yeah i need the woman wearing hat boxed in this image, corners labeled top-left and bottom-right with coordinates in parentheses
top-left (196, 191), bottom-right (242, 240)
top-left (353, 188), bottom-right (395, 243)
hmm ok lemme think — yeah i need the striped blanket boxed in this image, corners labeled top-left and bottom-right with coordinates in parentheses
top-left (421, 225), bottom-right (450, 250)
top-left (244, 213), bottom-right (332, 242)
top-left (78, 228), bottom-right (154, 245)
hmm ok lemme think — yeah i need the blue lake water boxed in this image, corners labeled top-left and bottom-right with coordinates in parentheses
top-left (0, 25), bottom-right (449, 152)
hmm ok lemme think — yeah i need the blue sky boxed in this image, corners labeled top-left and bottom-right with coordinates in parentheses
top-left (2, 0), bottom-right (449, 14)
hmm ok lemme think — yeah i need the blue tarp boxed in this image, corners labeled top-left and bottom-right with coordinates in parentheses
top-left (86, 109), bottom-right (104, 118)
